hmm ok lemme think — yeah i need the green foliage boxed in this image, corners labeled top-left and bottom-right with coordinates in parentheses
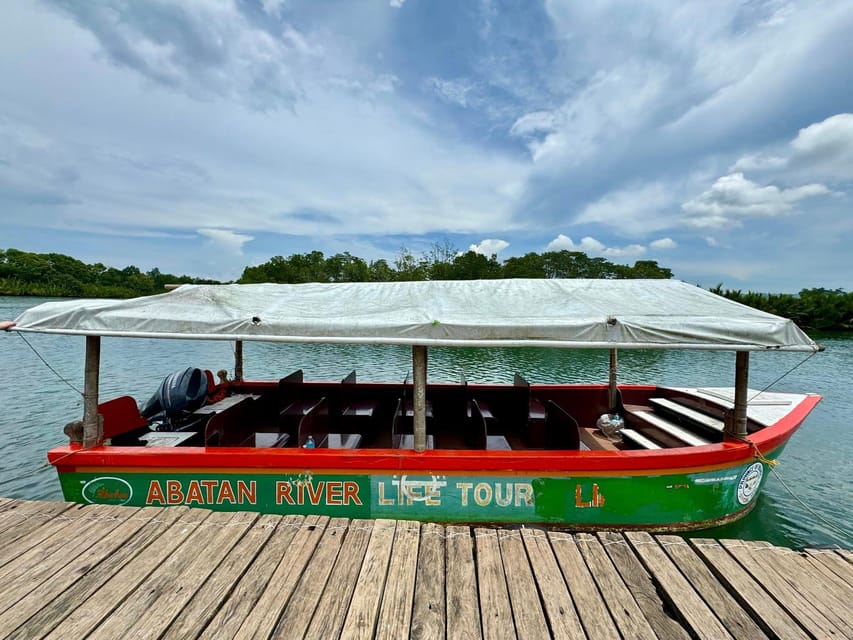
top-left (711, 284), bottom-right (853, 332)
top-left (0, 248), bottom-right (218, 298)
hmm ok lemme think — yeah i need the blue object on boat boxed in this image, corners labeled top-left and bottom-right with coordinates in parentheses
top-left (140, 367), bottom-right (208, 419)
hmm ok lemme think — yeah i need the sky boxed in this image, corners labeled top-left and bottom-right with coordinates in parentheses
top-left (1, 0), bottom-right (852, 292)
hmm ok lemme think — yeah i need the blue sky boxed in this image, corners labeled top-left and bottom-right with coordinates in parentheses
top-left (1, 0), bottom-right (851, 292)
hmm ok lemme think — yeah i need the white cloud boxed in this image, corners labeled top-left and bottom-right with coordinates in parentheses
top-left (729, 154), bottom-right (787, 172)
top-left (790, 112), bottom-right (853, 176)
top-left (545, 234), bottom-right (601, 253)
top-left (469, 239), bottom-right (509, 256)
top-left (704, 236), bottom-right (719, 247)
top-left (261, 0), bottom-right (287, 19)
top-left (428, 78), bottom-right (478, 108)
top-left (681, 173), bottom-right (831, 228)
top-left (649, 237), bottom-right (677, 249)
top-left (389, 0), bottom-right (406, 7)
top-left (603, 244), bottom-right (646, 257)
top-left (577, 181), bottom-right (682, 235)
top-left (197, 228), bottom-right (254, 254)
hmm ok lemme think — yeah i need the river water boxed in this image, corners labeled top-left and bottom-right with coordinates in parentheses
top-left (1, 296), bottom-right (850, 548)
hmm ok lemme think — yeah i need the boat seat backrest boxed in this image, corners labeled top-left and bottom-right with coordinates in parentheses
top-left (99, 396), bottom-right (149, 439)
top-left (204, 397), bottom-right (256, 446)
top-left (278, 369), bottom-right (304, 408)
top-left (544, 400), bottom-right (580, 450)
top-left (391, 397), bottom-right (404, 439)
top-left (297, 397), bottom-right (329, 447)
top-left (469, 399), bottom-right (488, 449)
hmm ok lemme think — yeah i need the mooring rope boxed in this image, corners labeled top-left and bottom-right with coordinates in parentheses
top-left (748, 350), bottom-right (819, 402)
top-left (14, 331), bottom-right (83, 396)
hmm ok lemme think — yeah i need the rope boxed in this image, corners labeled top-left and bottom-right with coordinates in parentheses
top-left (767, 465), bottom-right (853, 544)
top-left (731, 434), bottom-right (778, 467)
top-left (14, 331), bottom-right (83, 396)
top-left (748, 350), bottom-right (819, 402)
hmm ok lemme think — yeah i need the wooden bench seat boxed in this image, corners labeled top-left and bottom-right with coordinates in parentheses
top-left (649, 397), bottom-right (725, 433)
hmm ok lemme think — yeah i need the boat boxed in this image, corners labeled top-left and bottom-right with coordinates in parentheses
top-left (3, 279), bottom-right (822, 531)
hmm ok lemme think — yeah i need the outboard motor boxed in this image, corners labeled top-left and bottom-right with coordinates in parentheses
top-left (140, 367), bottom-right (208, 426)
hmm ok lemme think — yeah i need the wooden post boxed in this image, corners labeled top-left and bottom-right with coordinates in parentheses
top-left (608, 348), bottom-right (618, 411)
top-left (82, 335), bottom-right (101, 448)
top-left (733, 351), bottom-right (749, 437)
top-left (413, 345), bottom-right (427, 452)
top-left (235, 340), bottom-right (244, 382)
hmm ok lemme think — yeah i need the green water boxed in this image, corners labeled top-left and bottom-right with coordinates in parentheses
top-left (1, 296), bottom-right (850, 548)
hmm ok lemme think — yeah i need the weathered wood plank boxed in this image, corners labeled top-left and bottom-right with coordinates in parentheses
top-left (375, 519), bottom-right (421, 640)
top-left (411, 522), bottom-right (446, 640)
top-left (499, 528), bottom-right (550, 639)
top-left (597, 532), bottom-right (691, 640)
top-left (0, 500), bottom-right (72, 541)
top-left (622, 532), bottom-right (732, 639)
top-left (161, 514), bottom-right (280, 640)
top-left (719, 539), bottom-right (847, 638)
top-left (198, 514), bottom-right (304, 640)
top-left (0, 504), bottom-right (133, 611)
top-left (548, 531), bottom-right (619, 640)
top-left (304, 518), bottom-right (374, 640)
top-left (655, 535), bottom-right (767, 640)
top-left (270, 517), bottom-right (349, 640)
top-left (689, 538), bottom-right (811, 640)
top-left (339, 518), bottom-right (397, 639)
top-left (87, 510), bottom-right (257, 640)
top-left (0, 505), bottom-right (150, 628)
top-left (520, 529), bottom-right (585, 640)
top-left (575, 533), bottom-right (657, 640)
top-left (475, 528), bottom-right (514, 640)
top-left (0, 503), bottom-right (101, 570)
top-left (806, 548), bottom-right (853, 586)
top-left (234, 514), bottom-right (329, 640)
top-left (446, 525), bottom-right (482, 640)
top-left (40, 507), bottom-right (210, 640)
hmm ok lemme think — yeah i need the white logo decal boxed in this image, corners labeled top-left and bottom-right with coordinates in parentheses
top-left (736, 463), bottom-right (764, 505)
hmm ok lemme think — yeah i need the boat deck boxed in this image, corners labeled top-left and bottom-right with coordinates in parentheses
top-left (0, 498), bottom-right (849, 639)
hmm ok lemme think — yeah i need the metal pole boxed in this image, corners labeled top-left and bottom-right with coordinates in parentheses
top-left (608, 348), bottom-right (618, 411)
top-left (82, 336), bottom-right (101, 448)
top-left (235, 340), bottom-right (243, 382)
top-left (413, 345), bottom-right (427, 452)
top-left (733, 351), bottom-right (749, 438)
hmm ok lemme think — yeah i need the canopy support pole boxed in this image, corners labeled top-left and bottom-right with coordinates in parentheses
top-left (608, 348), bottom-right (618, 411)
top-left (732, 351), bottom-right (749, 438)
top-left (82, 336), bottom-right (102, 448)
top-left (235, 340), bottom-right (243, 382)
top-left (413, 345), bottom-right (427, 452)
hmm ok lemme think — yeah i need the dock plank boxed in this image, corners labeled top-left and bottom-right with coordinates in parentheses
top-left (598, 531), bottom-right (691, 640)
top-left (375, 519), bottom-right (421, 640)
top-left (304, 518), bottom-right (374, 640)
top-left (655, 535), bottom-right (767, 640)
top-left (87, 510), bottom-right (257, 640)
top-left (0, 500), bottom-right (75, 543)
top-left (446, 525), bottom-right (482, 639)
top-left (520, 528), bottom-right (585, 639)
top-left (41, 507), bottom-right (210, 640)
top-left (271, 517), bottom-right (349, 640)
top-left (199, 515), bottom-right (304, 640)
top-left (719, 539), bottom-right (848, 638)
top-left (0, 500), bottom-right (848, 640)
top-left (548, 531), bottom-right (619, 640)
top-left (411, 522), bottom-right (446, 640)
top-left (339, 518), bottom-right (397, 640)
top-left (623, 532), bottom-right (732, 639)
top-left (689, 538), bottom-right (811, 640)
top-left (475, 528), bottom-right (514, 640)
top-left (499, 528), bottom-right (550, 639)
top-left (161, 514), bottom-right (279, 640)
top-left (0, 505), bottom-right (147, 623)
top-left (235, 514), bottom-right (329, 640)
top-left (575, 532), bottom-right (657, 640)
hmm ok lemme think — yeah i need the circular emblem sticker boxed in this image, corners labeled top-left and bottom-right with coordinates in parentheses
top-left (81, 476), bottom-right (134, 505)
top-left (736, 463), bottom-right (764, 505)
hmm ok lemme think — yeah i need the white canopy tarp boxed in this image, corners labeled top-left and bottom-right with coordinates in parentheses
top-left (9, 279), bottom-right (819, 351)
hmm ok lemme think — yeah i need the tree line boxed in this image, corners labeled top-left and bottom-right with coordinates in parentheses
top-left (0, 248), bottom-right (217, 298)
top-left (2, 246), bottom-right (850, 331)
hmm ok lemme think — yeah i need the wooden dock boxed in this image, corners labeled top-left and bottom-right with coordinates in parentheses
top-left (0, 499), bottom-right (850, 639)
